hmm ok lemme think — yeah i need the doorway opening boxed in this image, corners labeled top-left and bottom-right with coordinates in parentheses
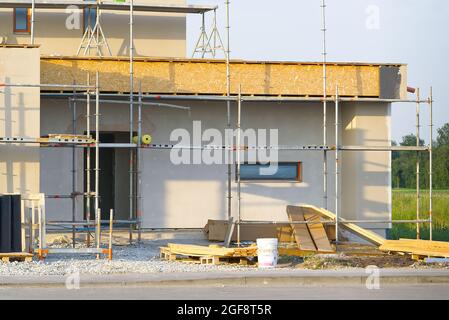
top-left (84, 132), bottom-right (132, 221)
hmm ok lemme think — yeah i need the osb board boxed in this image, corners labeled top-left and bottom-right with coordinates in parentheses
top-left (41, 57), bottom-right (381, 97)
top-left (205, 220), bottom-right (292, 243)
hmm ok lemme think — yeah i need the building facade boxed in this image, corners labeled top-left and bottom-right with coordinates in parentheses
top-left (0, 1), bottom-right (408, 237)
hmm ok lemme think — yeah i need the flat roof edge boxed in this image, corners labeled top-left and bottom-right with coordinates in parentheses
top-left (40, 55), bottom-right (406, 67)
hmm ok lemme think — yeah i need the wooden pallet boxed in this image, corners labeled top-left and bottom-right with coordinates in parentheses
top-left (160, 247), bottom-right (253, 266)
top-left (0, 252), bottom-right (34, 263)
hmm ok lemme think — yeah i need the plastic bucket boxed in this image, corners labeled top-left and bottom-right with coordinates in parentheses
top-left (256, 238), bottom-right (278, 268)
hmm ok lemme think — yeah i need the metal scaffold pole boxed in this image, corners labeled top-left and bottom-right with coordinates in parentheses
top-left (31, 0), bottom-right (35, 44)
top-left (86, 73), bottom-right (92, 247)
top-left (129, 0), bottom-right (135, 243)
top-left (429, 87), bottom-right (434, 240)
top-left (236, 85), bottom-right (242, 247)
top-left (137, 83), bottom-right (143, 242)
top-left (71, 83), bottom-right (77, 248)
top-left (335, 86), bottom-right (340, 244)
top-left (321, 0), bottom-right (328, 210)
top-left (94, 72), bottom-right (100, 253)
top-left (416, 88), bottom-right (421, 239)
top-left (225, 0), bottom-right (232, 220)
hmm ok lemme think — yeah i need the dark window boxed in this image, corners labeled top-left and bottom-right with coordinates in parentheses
top-left (14, 8), bottom-right (30, 34)
top-left (238, 162), bottom-right (302, 182)
top-left (83, 7), bottom-right (97, 32)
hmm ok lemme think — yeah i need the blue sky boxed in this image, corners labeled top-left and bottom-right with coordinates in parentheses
top-left (186, 0), bottom-right (449, 143)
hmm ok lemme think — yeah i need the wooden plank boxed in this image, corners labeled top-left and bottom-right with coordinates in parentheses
top-left (41, 57), bottom-right (382, 97)
top-left (379, 240), bottom-right (449, 258)
top-left (0, 252), bottom-right (34, 258)
top-left (278, 247), bottom-right (316, 257)
top-left (296, 205), bottom-right (386, 246)
top-left (398, 239), bottom-right (449, 250)
top-left (286, 206), bottom-right (317, 251)
top-left (303, 211), bottom-right (334, 253)
top-left (0, 252), bottom-right (33, 263)
top-left (205, 219), bottom-right (291, 242)
top-left (168, 243), bottom-right (235, 257)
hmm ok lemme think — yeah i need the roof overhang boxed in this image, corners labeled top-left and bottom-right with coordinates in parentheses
top-left (0, 0), bottom-right (217, 14)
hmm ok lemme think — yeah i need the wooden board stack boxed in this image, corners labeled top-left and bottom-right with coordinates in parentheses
top-left (159, 243), bottom-right (257, 266)
top-left (379, 239), bottom-right (449, 260)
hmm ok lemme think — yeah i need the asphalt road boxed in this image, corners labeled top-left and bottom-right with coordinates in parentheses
top-left (1, 284), bottom-right (448, 300)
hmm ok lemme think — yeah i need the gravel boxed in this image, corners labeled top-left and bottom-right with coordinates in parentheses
top-left (2, 235), bottom-right (449, 276)
top-left (0, 238), bottom-right (266, 276)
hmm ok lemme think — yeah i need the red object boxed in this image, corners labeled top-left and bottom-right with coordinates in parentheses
top-left (407, 87), bottom-right (416, 94)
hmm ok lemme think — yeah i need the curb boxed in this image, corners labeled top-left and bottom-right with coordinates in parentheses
top-left (2, 273), bottom-right (449, 288)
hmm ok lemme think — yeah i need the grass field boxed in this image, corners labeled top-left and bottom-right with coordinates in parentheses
top-left (391, 189), bottom-right (449, 241)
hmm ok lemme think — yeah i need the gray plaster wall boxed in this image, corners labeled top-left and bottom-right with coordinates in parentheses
top-left (40, 98), bottom-right (391, 232)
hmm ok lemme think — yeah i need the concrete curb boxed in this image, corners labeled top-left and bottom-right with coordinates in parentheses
top-left (1, 269), bottom-right (449, 288)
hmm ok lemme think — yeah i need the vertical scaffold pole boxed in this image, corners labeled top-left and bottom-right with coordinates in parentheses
top-left (31, 0), bottom-right (35, 45)
top-left (321, 0), bottom-right (328, 209)
top-left (71, 82), bottom-right (77, 248)
top-left (237, 85), bottom-right (242, 247)
top-left (129, 0), bottom-right (135, 243)
top-left (86, 73), bottom-right (91, 247)
top-left (225, 0), bottom-right (232, 220)
top-left (429, 87), bottom-right (433, 241)
top-left (416, 88), bottom-right (421, 239)
top-left (94, 72), bottom-right (100, 253)
top-left (137, 83), bottom-right (142, 242)
top-left (335, 86), bottom-right (339, 245)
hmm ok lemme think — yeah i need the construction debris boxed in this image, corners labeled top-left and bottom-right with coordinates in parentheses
top-left (294, 205), bottom-right (386, 246)
top-left (379, 239), bottom-right (449, 260)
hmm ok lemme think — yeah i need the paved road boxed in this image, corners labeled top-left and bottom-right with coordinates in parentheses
top-left (1, 284), bottom-right (449, 300)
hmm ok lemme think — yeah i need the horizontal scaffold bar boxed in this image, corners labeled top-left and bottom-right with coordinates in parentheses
top-left (0, 136), bottom-right (95, 145)
top-left (0, 83), bottom-right (95, 89)
top-left (1, 138), bottom-right (432, 152)
top-left (42, 93), bottom-right (431, 104)
top-left (36, 248), bottom-right (107, 254)
top-left (47, 220), bottom-right (138, 226)
top-left (98, 143), bottom-right (333, 150)
top-left (339, 146), bottom-right (430, 152)
top-left (239, 219), bottom-right (431, 225)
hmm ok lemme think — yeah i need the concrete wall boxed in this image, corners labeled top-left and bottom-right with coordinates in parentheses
top-left (0, 0), bottom-right (186, 57)
top-left (40, 98), bottom-right (391, 232)
top-left (0, 47), bottom-right (40, 194)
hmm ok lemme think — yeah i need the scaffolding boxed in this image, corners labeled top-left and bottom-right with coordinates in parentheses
top-left (0, 0), bottom-right (436, 255)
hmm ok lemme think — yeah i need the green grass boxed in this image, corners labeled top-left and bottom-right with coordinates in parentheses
top-left (391, 189), bottom-right (449, 241)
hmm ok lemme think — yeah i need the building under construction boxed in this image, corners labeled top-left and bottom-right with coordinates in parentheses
top-left (0, 1), bottom-right (435, 257)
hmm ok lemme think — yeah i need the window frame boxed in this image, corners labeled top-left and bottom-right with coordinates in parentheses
top-left (13, 8), bottom-right (31, 34)
top-left (237, 161), bottom-right (303, 183)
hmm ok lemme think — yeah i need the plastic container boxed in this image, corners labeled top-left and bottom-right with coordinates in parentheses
top-left (256, 238), bottom-right (278, 268)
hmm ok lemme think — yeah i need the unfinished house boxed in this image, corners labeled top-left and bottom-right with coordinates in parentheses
top-left (1, 0), bottom-right (424, 246)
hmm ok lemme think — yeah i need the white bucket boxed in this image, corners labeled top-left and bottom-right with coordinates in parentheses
top-left (256, 238), bottom-right (278, 269)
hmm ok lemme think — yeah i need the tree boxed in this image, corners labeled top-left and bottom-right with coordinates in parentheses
top-left (392, 123), bottom-right (449, 190)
